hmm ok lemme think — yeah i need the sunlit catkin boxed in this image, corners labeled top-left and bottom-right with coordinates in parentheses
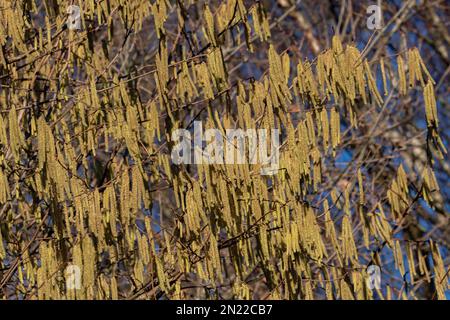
top-left (423, 80), bottom-right (438, 128)
top-left (397, 55), bottom-right (407, 95)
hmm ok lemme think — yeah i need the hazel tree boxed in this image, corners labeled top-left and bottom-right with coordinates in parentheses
top-left (0, 0), bottom-right (448, 300)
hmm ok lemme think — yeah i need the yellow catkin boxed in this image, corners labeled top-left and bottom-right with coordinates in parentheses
top-left (111, 276), bottom-right (118, 300)
top-left (418, 247), bottom-right (431, 283)
top-left (153, 238), bottom-right (169, 292)
top-left (430, 241), bottom-right (447, 299)
top-left (0, 223), bottom-right (5, 260)
top-left (423, 80), bottom-right (438, 128)
top-left (155, 256), bottom-right (169, 292)
top-left (8, 105), bottom-right (25, 161)
top-left (330, 107), bottom-right (340, 154)
top-left (364, 60), bottom-right (383, 105)
top-left (407, 48), bottom-right (417, 88)
top-left (397, 56), bottom-right (407, 95)
top-left (406, 241), bottom-right (416, 283)
top-left (357, 168), bottom-right (364, 205)
top-left (0, 114), bottom-right (7, 146)
top-left (324, 200), bottom-right (340, 257)
top-left (305, 111), bottom-right (316, 147)
top-left (340, 279), bottom-right (354, 300)
top-left (380, 57), bottom-right (388, 95)
top-left (422, 166), bottom-right (440, 208)
top-left (321, 108), bottom-right (329, 153)
top-left (341, 212), bottom-right (358, 265)
top-left (251, 4), bottom-right (270, 41)
top-left (375, 203), bottom-right (393, 248)
top-left (0, 167), bottom-right (10, 205)
top-left (204, 5), bottom-right (217, 47)
top-left (394, 240), bottom-right (405, 276)
top-left (82, 236), bottom-right (96, 289)
top-left (151, 0), bottom-right (168, 38)
top-left (414, 48), bottom-right (435, 85)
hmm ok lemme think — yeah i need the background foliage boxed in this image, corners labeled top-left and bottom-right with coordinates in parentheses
top-left (0, 0), bottom-right (448, 299)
